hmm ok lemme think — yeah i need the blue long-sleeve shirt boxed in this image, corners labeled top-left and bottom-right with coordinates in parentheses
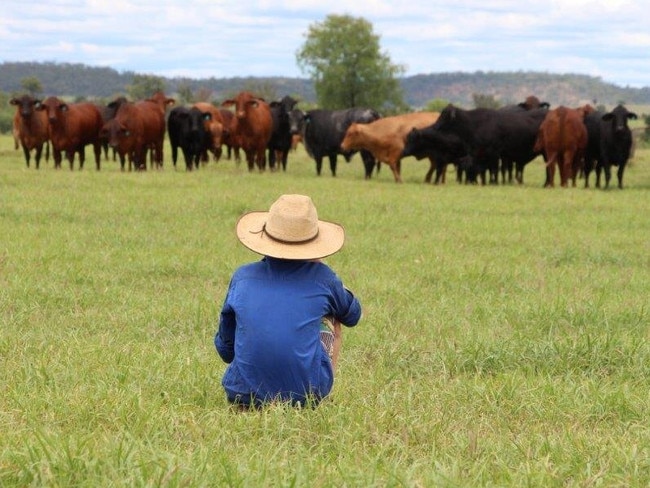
top-left (215, 257), bottom-right (362, 406)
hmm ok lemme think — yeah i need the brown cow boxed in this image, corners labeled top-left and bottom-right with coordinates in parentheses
top-left (105, 102), bottom-right (162, 171)
top-left (222, 92), bottom-right (272, 171)
top-left (192, 102), bottom-right (224, 162)
top-left (10, 95), bottom-right (50, 169)
top-left (218, 108), bottom-right (240, 162)
top-left (534, 105), bottom-right (591, 187)
top-left (143, 91), bottom-right (175, 168)
top-left (37, 97), bottom-right (103, 170)
top-left (340, 112), bottom-right (440, 183)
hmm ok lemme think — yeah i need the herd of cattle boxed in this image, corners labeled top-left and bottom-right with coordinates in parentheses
top-left (10, 92), bottom-right (638, 188)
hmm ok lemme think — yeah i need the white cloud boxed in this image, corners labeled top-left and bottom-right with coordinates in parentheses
top-left (0, 0), bottom-right (649, 87)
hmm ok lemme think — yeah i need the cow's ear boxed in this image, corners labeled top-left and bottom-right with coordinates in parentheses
top-left (9, 98), bottom-right (18, 106)
top-left (247, 100), bottom-right (259, 108)
top-left (628, 112), bottom-right (638, 120)
top-left (60, 103), bottom-right (69, 112)
top-left (601, 113), bottom-right (613, 121)
top-left (222, 100), bottom-right (234, 107)
top-left (202, 113), bottom-right (212, 121)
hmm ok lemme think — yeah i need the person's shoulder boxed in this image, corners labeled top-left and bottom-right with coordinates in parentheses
top-left (232, 259), bottom-right (266, 278)
top-left (311, 261), bottom-right (342, 281)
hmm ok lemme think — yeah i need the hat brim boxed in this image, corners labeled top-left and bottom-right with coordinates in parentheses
top-left (236, 211), bottom-right (345, 260)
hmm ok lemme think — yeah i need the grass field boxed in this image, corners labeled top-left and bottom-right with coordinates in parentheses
top-left (1, 133), bottom-right (650, 487)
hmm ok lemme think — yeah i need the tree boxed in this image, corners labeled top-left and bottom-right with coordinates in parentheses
top-left (296, 14), bottom-right (406, 111)
top-left (472, 93), bottom-right (501, 109)
top-left (424, 98), bottom-right (451, 112)
top-left (176, 83), bottom-right (194, 104)
top-left (127, 74), bottom-right (166, 100)
top-left (20, 76), bottom-right (43, 96)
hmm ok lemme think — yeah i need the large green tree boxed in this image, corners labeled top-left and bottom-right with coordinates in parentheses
top-left (127, 74), bottom-right (166, 100)
top-left (296, 14), bottom-right (406, 111)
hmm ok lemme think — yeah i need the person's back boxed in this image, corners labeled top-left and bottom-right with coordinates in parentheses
top-left (215, 194), bottom-right (362, 409)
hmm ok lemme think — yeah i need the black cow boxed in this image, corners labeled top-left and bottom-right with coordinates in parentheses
top-left (583, 104), bottom-right (637, 189)
top-left (289, 108), bottom-right (381, 178)
top-left (430, 104), bottom-right (546, 185)
top-left (498, 96), bottom-right (550, 182)
top-left (402, 126), bottom-right (468, 184)
top-left (168, 106), bottom-right (211, 171)
top-left (267, 95), bottom-right (298, 171)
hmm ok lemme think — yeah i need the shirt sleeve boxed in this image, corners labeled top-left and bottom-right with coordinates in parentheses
top-left (330, 280), bottom-right (362, 327)
top-left (215, 279), bottom-right (236, 363)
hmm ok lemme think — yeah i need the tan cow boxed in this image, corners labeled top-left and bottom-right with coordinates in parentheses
top-left (340, 111), bottom-right (440, 183)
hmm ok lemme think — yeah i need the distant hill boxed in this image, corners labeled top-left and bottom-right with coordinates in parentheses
top-left (2, 61), bottom-right (650, 109)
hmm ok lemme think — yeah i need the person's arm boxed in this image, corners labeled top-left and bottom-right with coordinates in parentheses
top-left (332, 283), bottom-right (362, 327)
top-left (215, 283), bottom-right (236, 363)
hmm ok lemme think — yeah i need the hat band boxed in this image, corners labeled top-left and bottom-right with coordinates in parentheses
top-left (251, 223), bottom-right (319, 245)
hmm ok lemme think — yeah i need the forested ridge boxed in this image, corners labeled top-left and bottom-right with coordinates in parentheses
top-left (2, 61), bottom-right (650, 108)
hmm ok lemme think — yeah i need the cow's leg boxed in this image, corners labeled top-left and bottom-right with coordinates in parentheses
top-left (603, 164), bottom-right (612, 189)
top-left (281, 151), bottom-right (288, 171)
top-left (425, 158), bottom-right (435, 183)
top-left (257, 148), bottom-right (266, 172)
top-left (93, 142), bottom-right (101, 170)
top-left (315, 156), bottom-right (323, 175)
top-left (268, 148), bottom-right (276, 171)
top-left (21, 144), bottom-right (31, 168)
top-left (329, 155), bottom-right (337, 176)
top-left (35, 145), bottom-right (44, 169)
top-left (389, 163), bottom-right (402, 183)
top-left (69, 149), bottom-right (79, 170)
top-left (53, 149), bottom-right (61, 169)
top-left (437, 162), bottom-right (447, 184)
top-left (361, 150), bottom-right (374, 179)
top-left (617, 165), bottom-right (625, 189)
top-left (171, 144), bottom-right (178, 168)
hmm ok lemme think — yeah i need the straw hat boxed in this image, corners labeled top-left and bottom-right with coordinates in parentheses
top-left (236, 194), bottom-right (345, 260)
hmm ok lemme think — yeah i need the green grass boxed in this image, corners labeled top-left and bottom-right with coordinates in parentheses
top-left (1, 134), bottom-right (650, 487)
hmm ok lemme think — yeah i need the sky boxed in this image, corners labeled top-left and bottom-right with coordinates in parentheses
top-left (1, 0), bottom-right (650, 88)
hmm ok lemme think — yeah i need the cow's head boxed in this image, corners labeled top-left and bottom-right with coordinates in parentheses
top-left (603, 105), bottom-right (637, 133)
top-left (288, 109), bottom-right (305, 135)
top-left (222, 91), bottom-right (265, 119)
top-left (10, 95), bottom-right (42, 118)
top-left (36, 97), bottom-right (68, 124)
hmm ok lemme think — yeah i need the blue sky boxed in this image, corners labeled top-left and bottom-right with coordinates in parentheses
top-left (2, 0), bottom-right (649, 88)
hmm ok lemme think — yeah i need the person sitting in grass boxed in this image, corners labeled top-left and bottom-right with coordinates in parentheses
top-left (214, 194), bottom-right (362, 409)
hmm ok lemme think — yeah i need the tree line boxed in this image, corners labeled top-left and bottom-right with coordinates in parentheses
top-left (3, 61), bottom-right (649, 110)
top-left (3, 13), bottom-right (650, 136)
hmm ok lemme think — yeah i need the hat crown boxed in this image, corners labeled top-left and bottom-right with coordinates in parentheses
top-left (265, 194), bottom-right (319, 243)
